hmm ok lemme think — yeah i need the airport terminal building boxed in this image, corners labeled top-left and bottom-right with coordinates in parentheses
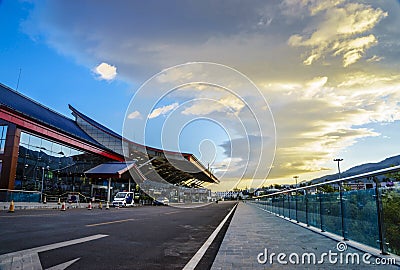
top-left (0, 83), bottom-right (218, 203)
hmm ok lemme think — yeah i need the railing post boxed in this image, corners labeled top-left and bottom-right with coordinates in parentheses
top-left (305, 189), bottom-right (309, 226)
top-left (272, 197), bottom-right (275, 214)
top-left (273, 196), bottom-right (276, 214)
top-left (373, 177), bottom-right (388, 255)
top-left (319, 188), bottom-right (325, 232)
top-left (339, 181), bottom-right (348, 241)
top-left (294, 190), bottom-right (299, 223)
top-left (288, 192), bottom-right (292, 220)
top-left (269, 198), bottom-right (272, 212)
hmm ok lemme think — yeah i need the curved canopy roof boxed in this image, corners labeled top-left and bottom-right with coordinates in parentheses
top-left (0, 83), bottom-right (103, 148)
top-left (69, 105), bottom-right (219, 185)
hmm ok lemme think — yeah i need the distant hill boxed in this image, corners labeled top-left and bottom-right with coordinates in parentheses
top-left (310, 154), bottom-right (400, 184)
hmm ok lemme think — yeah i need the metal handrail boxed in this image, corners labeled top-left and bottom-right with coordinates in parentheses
top-left (255, 165), bottom-right (400, 199)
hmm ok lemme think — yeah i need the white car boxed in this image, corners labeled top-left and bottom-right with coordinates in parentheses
top-left (153, 197), bottom-right (169, 206)
top-left (112, 192), bottom-right (135, 207)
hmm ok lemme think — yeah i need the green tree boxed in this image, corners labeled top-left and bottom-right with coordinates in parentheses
top-left (320, 184), bottom-right (335, 193)
top-left (382, 190), bottom-right (400, 255)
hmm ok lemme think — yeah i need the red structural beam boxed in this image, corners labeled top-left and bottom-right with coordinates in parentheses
top-left (0, 107), bottom-right (124, 161)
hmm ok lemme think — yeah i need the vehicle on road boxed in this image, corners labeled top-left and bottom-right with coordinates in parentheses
top-left (153, 197), bottom-right (169, 206)
top-left (112, 192), bottom-right (135, 207)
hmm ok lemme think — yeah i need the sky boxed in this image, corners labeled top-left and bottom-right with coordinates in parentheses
top-left (1, 0), bottom-right (400, 191)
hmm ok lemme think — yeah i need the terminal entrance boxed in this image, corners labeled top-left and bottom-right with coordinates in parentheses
top-left (91, 184), bottom-right (112, 201)
top-left (85, 161), bottom-right (140, 203)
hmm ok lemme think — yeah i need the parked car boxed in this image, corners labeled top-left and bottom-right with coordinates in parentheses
top-left (153, 197), bottom-right (169, 206)
top-left (112, 192), bottom-right (135, 207)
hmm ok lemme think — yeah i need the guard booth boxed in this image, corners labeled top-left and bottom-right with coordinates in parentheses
top-left (85, 161), bottom-right (140, 202)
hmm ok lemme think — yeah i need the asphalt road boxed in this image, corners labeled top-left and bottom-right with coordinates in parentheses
top-left (0, 202), bottom-right (237, 270)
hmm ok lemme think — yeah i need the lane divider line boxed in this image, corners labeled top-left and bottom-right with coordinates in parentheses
top-left (86, 218), bottom-right (135, 227)
top-left (182, 203), bottom-right (238, 270)
top-left (164, 211), bottom-right (182, 215)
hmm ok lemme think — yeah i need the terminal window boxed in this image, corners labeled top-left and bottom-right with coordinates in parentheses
top-left (0, 125), bottom-right (7, 154)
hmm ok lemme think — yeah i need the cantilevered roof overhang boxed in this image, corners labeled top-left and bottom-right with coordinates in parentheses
top-left (85, 161), bottom-right (137, 179)
top-left (69, 105), bottom-right (219, 186)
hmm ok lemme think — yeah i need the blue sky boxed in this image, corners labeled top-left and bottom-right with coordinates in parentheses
top-left (1, 0), bottom-right (400, 191)
top-left (0, 1), bottom-right (133, 133)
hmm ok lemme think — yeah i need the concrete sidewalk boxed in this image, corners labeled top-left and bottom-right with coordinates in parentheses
top-left (211, 202), bottom-right (399, 269)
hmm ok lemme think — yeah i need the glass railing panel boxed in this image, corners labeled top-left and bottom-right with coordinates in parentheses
top-left (283, 194), bottom-right (288, 218)
top-left (280, 195), bottom-right (285, 216)
top-left (272, 196), bottom-right (277, 214)
top-left (273, 196), bottom-right (280, 215)
top-left (289, 193), bottom-right (296, 220)
top-left (320, 191), bottom-right (342, 236)
top-left (307, 193), bottom-right (321, 228)
top-left (267, 198), bottom-right (272, 212)
top-left (297, 193), bottom-right (307, 223)
top-left (276, 196), bottom-right (281, 215)
top-left (343, 188), bottom-right (379, 249)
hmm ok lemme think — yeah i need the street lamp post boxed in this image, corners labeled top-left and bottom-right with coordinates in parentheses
top-left (334, 158), bottom-right (347, 240)
top-left (41, 165), bottom-right (49, 203)
top-left (294, 176), bottom-right (299, 222)
top-left (334, 158), bottom-right (343, 179)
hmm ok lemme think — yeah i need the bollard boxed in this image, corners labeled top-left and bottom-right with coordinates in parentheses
top-left (88, 201), bottom-right (92, 210)
top-left (60, 201), bottom-right (66, 211)
top-left (99, 201), bottom-right (103, 209)
top-left (106, 201), bottom-right (110, 210)
top-left (57, 197), bottom-right (61, 205)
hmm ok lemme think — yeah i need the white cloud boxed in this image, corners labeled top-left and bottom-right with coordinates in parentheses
top-left (93, 62), bottom-right (117, 81)
top-left (260, 71), bottom-right (400, 180)
top-left (127, 111), bottom-right (142, 119)
top-left (288, 2), bottom-right (387, 67)
top-left (148, 103), bottom-right (179, 119)
top-left (181, 96), bottom-right (245, 116)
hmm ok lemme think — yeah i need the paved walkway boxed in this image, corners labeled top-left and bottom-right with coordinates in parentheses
top-left (211, 202), bottom-right (399, 269)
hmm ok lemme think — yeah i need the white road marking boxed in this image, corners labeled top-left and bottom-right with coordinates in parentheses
top-left (86, 218), bottom-right (135, 227)
top-left (164, 211), bottom-right (182, 215)
top-left (0, 234), bottom-right (108, 270)
top-left (46, 258), bottom-right (80, 270)
top-left (182, 203), bottom-right (238, 270)
top-left (170, 202), bottom-right (214, 209)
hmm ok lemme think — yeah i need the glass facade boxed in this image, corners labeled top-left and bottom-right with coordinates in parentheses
top-left (75, 115), bottom-right (124, 156)
top-left (15, 132), bottom-right (110, 197)
top-left (0, 125), bottom-right (7, 154)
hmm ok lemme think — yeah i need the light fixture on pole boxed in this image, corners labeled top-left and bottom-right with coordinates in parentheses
top-left (333, 158), bottom-right (343, 179)
top-left (41, 165), bottom-right (50, 203)
top-left (334, 158), bottom-right (347, 240)
top-left (293, 176), bottom-right (299, 187)
top-left (293, 176), bottom-right (299, 222)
